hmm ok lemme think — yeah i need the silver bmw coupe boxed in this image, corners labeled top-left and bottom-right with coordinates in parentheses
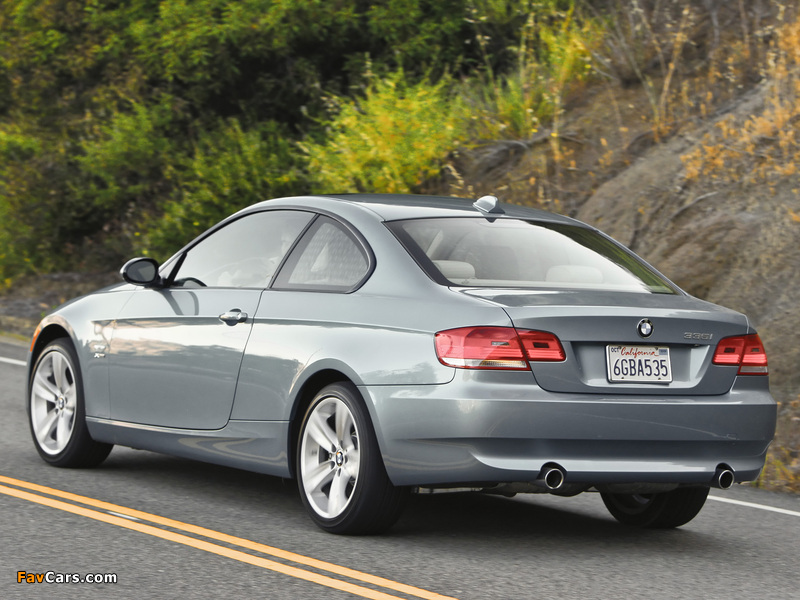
top-left (27, 194), bottom-right (776, 534)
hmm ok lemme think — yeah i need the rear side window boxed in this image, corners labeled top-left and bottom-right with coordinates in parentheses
top-left (273, 216), bottom-right (370, 292)
top-left (388, 217), bottom-right (678, 294)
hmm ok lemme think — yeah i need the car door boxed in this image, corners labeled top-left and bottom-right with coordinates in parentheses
top-left (108, 209), bottom-right (314, 429)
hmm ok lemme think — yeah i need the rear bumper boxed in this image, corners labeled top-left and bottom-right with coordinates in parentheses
top-left (361, 371), bottom-right (776, 487)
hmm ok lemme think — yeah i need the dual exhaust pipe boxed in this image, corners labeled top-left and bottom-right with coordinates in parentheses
top-left (535, 463), bottom-right (735, 491)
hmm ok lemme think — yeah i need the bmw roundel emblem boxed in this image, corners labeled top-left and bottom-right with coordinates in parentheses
top-left (637, 319), bottom-right (654, 338)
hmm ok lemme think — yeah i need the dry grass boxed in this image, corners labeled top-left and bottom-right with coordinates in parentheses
top-left (682, 13), bottom-right (800, 181)
top-left (444, 1), bottom-right (790, 214)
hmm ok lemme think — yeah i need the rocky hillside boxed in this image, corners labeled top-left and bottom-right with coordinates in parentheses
top-left (577, 83), bottom-right (800, 484)
top-left (578, 84), bottom-right (799, 401)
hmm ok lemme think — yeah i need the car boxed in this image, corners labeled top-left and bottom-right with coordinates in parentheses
top-left (26, 193), bottom-right (776, 534)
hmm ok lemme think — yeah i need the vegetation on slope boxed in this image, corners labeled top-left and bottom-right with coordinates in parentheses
top-left (1, 0), bottom-right (780, 275)
top-left (0, 0), bottom-right (543, 274)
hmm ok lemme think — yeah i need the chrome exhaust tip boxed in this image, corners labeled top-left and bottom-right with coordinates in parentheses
top-left (712, 465), bottom-right (735, 489)
top-left (538, 464), bottom-right (567, 491)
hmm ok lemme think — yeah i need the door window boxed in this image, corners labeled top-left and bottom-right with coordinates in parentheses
top-left (172, 210), bottom-right (313, 288)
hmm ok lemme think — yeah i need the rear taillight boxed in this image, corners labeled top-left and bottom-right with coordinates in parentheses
top-left (517, 330), bottom-right (566, 362)
top-left (712, 334), bottom-right (768, 375)
top-left (434, 327), bottom-right (565, 370)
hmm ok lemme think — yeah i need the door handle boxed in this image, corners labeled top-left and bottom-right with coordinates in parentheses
top-left (219, 309), bottom-right (248, 325)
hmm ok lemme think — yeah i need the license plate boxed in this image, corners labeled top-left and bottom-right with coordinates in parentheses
top-left (606, 345), bottom-right (672, 383)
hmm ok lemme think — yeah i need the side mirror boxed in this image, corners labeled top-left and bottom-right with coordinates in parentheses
top-left (120, 257), bottom-right (162, 287)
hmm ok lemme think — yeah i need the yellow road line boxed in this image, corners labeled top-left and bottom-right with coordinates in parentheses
top-left (0, 476), bottom-right (456, 600)
top-left (0, 485), bottom-right (399, 599)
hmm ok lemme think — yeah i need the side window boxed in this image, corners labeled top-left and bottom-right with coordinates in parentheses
top-left (273, 216), bottom-right (370, 292)
top-left (173, 210), bottom-right (313, 288)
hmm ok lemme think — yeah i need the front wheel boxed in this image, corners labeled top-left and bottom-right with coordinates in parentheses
top-left (601, 486), bottom-right (710, 528)
top-left (28, 339), bottom-right (113, 467)
top-left (297, 382), bottom-right (407, 534)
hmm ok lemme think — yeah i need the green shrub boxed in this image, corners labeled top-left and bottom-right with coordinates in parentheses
top-left (142, 119), bottom-right (306, 259)
top-left (0, 124), bottom-right (63, 283)
top-left (77, 100), bottom-right (174, 213)
top-left (301, 70), bottom-right (466, 193)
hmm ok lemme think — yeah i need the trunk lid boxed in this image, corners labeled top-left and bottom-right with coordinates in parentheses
top-left (461, 289), bottom-right (749, 395)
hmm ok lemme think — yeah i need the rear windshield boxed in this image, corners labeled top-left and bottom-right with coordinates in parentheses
top-left (387, 217), bottom-right (678, 294)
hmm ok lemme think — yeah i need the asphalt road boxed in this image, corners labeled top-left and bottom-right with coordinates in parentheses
top-left (2, 337), bottom-right (800, 600)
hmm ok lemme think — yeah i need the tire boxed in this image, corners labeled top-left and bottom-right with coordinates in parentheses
top-left (28, 339), bottom-right (113, 468)
top-left (297, 382), bottom-right (408, 535)
top-left (601, 486), bottom-right (710, 529)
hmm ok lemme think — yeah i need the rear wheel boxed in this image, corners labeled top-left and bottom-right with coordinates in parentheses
top-left (28, 339), bottom-right (112, 467)
top-left (601, 486), bottom-right (710, 528)
top-left (297, 382), bottom-right (407, 534)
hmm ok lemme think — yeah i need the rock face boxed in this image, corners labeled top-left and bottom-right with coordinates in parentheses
top-left (577, 86), bottom-right (800, 404)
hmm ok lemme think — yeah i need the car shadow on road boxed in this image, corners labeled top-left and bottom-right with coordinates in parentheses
top-left (96, 448), bottom-right (719, 549)
top-left (391, 491), bottom-right (722, 553)
top-left (398, 492), bottom-right (616, 536)
top-left (96, 447), bottom-right (299, 505)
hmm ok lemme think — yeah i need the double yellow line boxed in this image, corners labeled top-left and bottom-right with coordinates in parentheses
top-left (0, 475), bottom-right (456, 600)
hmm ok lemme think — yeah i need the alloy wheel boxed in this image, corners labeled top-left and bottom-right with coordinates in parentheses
top-left (30, 348), bottom-right (77, 455)
top-left (299, 396), bottom-right (361, 519)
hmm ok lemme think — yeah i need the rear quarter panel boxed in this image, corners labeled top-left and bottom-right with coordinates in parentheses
top-left (230, 285), bottom-right (509, 421)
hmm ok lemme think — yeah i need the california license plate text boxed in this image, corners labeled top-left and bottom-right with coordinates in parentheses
top-left (606, 345), bottom-right (672, 383)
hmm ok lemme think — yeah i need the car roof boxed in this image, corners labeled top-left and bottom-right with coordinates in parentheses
top-left (246, 194), bottom-right (584, 226)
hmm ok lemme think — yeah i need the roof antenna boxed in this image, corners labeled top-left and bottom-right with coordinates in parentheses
top-left (473, 195), bottom-right (504, 220)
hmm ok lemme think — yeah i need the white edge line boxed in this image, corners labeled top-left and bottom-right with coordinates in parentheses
top-left (0, 356), bottom-right (26, 367)
top-left (106, 511), bottom-right (141, 522)
top-left (709, 495), bottom-right (800, 518)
